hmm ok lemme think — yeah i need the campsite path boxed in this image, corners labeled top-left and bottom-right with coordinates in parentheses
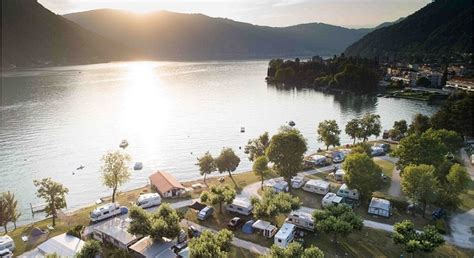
top-left (460, 148), bottom-right (474, 180)
top-left (180, 219), bottom-right (270, 255)
top-left (373, 156), bottom-right (402, 198)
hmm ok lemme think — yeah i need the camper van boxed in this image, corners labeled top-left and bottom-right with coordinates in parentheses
top-left (90, 203), bottom-right (122, 223)
top-left (227, 197), bottom-right (253, 216)
top-left (198, 206), bottom-right (214, 220)
top-left (252, 220), bottom-right (278, 238)
top-left (286, 211), bottom-right (314, 231)
top-left (302, 179), bottom-right (330, 195)
top-left (0, 236), bottom-right (14, 252)
top-left (337, 184), bottom-right (360, 200)
top-left (136, 193), bottom-right (162, 209)
top-left (274, 223), bottom-right (296, 248)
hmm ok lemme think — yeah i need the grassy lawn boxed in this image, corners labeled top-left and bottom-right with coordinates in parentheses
top-left (459, 180), bottom-right (474, 212)
top-left (229, 245), bottom-right (259, 258)
top-left (374, 158), bottom-right (395, 178)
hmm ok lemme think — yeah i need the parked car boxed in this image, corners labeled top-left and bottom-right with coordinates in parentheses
top-left (187, 225), bottom-right (201, 238)
top-left (197, 206), bottom-right (214, 220)
top-left (432, 208), bottom-right (446, 220)
top-left (227, 217), bottom-right (244, 230)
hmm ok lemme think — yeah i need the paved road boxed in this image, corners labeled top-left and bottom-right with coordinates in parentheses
top-left (374, 156), bottom-right (402, 197)
top-left (460, 148), bottom-right (474, 180)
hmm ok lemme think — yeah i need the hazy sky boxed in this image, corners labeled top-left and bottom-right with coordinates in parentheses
top-left (40, 0), bottom-right (431, 28)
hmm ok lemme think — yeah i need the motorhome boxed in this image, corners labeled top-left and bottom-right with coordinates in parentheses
top-left (0, 235), bottom-right (14, 252)
top-left (286, 211), bottom-right (314, 231)
top-left (291, 176), bottom-right (305, 189)
top-left (252, 220), bottom-right (278, 238)
top-left (197, 206), bottom-right (214, 220)
top-left (322, 192), bottom-right (344, 208)
top-left (226, 197), bottom-right (253, 216)
top-left (337, 184), bottom-right (360, 200)
top-left (302, 179), bottom-right (330, 195)
top-left (274, 223), bottom-right (296, 248)
top-left (136, 193), bottom-right (161, 209)
top-left (90, 203), bottom-right (122, 223)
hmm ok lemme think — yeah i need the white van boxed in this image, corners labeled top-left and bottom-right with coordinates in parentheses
top-left (90, 203), bottom-right (122, 223)
top-left (198, 206), bottom-right (214, 220)
top-left (302, 179), bottom-right (330, 195)
top-left (337, 184), bottom-right (360, 200)
top-left (136, 193), bottom-right (161, 209)
top-left (0, 236), bottom-right (14, 252)
top-left (226, 197), bottom-right (253, 216)
top-left (274, 223), bottom-right (296, 248)
top-left (286, 211), bottom-right (314, 231)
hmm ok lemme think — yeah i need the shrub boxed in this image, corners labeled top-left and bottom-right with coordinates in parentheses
top-left (434, 219), bottom-right (448, 235)
top-left (66, 225), bottom-right (84, 238)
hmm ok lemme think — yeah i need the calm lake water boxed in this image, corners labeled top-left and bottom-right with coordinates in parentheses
top-left (0, 60), bottom-right (437, 225)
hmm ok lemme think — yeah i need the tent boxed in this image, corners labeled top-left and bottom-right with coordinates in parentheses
top-left (242, 220), bottom-right (255, 234)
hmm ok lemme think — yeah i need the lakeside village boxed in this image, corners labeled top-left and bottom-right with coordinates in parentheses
top-left (1, 88), bottom-right (473, 257)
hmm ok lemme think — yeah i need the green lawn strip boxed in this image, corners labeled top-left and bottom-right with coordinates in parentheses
top-left (459, 180), bottom-right (474, 212)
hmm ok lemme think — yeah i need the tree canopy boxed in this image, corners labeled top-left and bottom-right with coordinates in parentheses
top-left (188, 229), bottom-right (233, 258)
top-left (128, 203), bottom-right (181, 241)
top-left (196, 151), bottom-right (216, 184)
top-left (342, 153), bottom-right (383, 202)
top-left (244, 132), bottom-right (270, 161)
top-left (268, 242), bottom-right (324, 258)
top-left (76, 240), bottom-right (102, 258)
top-left (1, 191), bottom-right (21, 231)
top-left (251, 189), bottom-right (300, 224)
top-left (408, 113), bottom-right (431, 135)
top-left (33, 178), bottom-right (69, 226)
top-left (200, 185), bottom-right (236, 213)
top-left (359, 114), bottom-right (381, 141)
top-left (400, 164), bottom-right (439, 217)
top-left (393, 220), bottom-right (445, 256)
top-left (101, 150), bottom-right (131, 203)
top-left (253, 156), bottom-right (270, 190)
top-left (431, 91), bottom-right (473, 137)
top-left (313, 205), bottom-right (363, 243)
top-left (317, 120), bottom-right (341, 150)
top-left (345, 119), bottom-right (361, 144)
top-left (436, 163), bottom-right (471, 210)
top-left (215, 147), bottom-right (241, 187)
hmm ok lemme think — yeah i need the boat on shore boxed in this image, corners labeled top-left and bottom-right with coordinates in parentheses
top-left (134, 162), bottom-right (143, 170)
top-left (119, 139), bottom-right (129, 148)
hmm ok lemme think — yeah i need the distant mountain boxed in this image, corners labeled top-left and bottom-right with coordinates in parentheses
top-left (63, 9), bottom-right (372, 60)
top-left (345, 0), bottom-right (472, 58)
top-left (1, 0), bottom-right (133, 68)
top-left (373, 17), bottom-right (404, 30)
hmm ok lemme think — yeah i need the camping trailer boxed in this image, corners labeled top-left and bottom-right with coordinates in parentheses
top-left (252, 220), bottom-right (278, 238)
top-left (0, 235), bottom-right (14, 252)
top-left (302, 179), bottom-right (330, 195)
top-left (334, 169), bottom-right (345, 181)
top-left (274, 223), bottom-right (296, 248)
top-left (291, 176), bottom-right (305, 189)
top-left (227, 197), bottom-right (253, 216)
top-left (264, 178), bottom-right (289, 193)
top-left (136, 193), bottom-right (161, 209)
top-left (286, 211), bottom-right (314, 231)
top-left (337, 184), bottom-right (360, 200)
top-left (306, 155), bottom-right (329, 166)
top-left (368, 197), bottom-right (391, 218)
top-left (90, 203), bottom-right (122, 223)
top-left (322, 192), bottom-right (342, 208)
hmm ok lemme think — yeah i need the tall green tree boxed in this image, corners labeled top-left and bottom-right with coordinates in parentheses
top-left (196, 151), bottom-right (216, 184)
top-left (408, 113), bottom-right (431, 135)
top-left (128, 206), bottom-right (151, 236)
top-left (3, 191), bottom-right (21, 229)
top-left (317, 120), bottom-right (341, 150)
top-left (392, 131), bottom-right (447, 169)
top-left (268, 242), bottom-right (324, 258)
top-left (251, 189), bottom-right (300, 224)
top-left (244, 132), bottom-right (270, 161)
top-left (33, 178), bottom-right (69, 226)
top-left (423, 129), bottom-right (463, 154)
top-left (101, 150), bottom-right (131, 203)
top-left (393, 220), bottom-right (445, 258)
top-left (200, 185), bottom-right (236, 213)
top-left (359, 114), bottom-right (381, 141)
top-left (431, 92), bottom-right (473, 137)
top-left (266, 129), bottom-right (307, 191)
top-left (128, 203), bottom-right (181, 241)
top-left (400, 165), bottom-right (439, 217)
top-left (76, 239), bottom-right (102, 258)
top-left (436, 164), bottom-right (471, 210)
top-left (345, 119), bottom-right (361, 144)
top-left (313, 205), bottom-right (363, 243)
top-left (215, 148), bottom-right (241, 187)
top-left (253, 156), bottom-right (270, 190)
top-left (393, 119), bottom-right (408, 136)
top-left (188, 229), bottom-right (233, 258)
top-left (342, 153), bottom-right (383, 202)
top-left (0, 196), bottom-right (7, 233)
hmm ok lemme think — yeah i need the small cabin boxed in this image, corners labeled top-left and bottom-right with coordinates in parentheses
top-left (302, 179), bottom-right (330, 195)
top-left (227, 197), bottom-right (253, 216)
top-left (149, 171), bottom-right (186, 198)
top-left (368, 197), bottom-right (391, 218)
top-left (337, 184), bottom-right (360, 200)
top-left (274, 223), bottom-right (296, 248)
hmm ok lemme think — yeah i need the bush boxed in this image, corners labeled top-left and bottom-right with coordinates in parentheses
top-left (434, 219), bottom-right (448, 235)
top-left (66, 225), bottom-right (84, 238)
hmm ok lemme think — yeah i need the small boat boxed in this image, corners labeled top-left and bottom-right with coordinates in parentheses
top-left (288, 121), bottom-right (296, 127)
top-left (133, 162), bottom-right (143, 170)
top-left (76, 165), bottom-right (85, 170)
top-left (119, 139), bottom-right (129, 148)
top-left (240, 127), bottom-right (245, 133)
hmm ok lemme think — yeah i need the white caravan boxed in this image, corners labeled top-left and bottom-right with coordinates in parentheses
top-left (291, 176), bottom-right (305, 189)
top-left (252, 220), bottom-right (278, 238)
top-left (0, 235), bottom-right (14, 252)
top-left (322, 192), bottom-right (344, 208)
top-left (302, 179), bottom-right (330, 195)
top-left (136, 193), bottom-right (161, 209)
top-left (286, 211), bottom-right (314, 231)
top-left (337, 184), bottom-right (360, 200)
top-left (90, 203), bottom-right (122, 223)
top-left (274, 223), bottom-right (296, 248)
top-left (226, 197), bottom-right (253, 216)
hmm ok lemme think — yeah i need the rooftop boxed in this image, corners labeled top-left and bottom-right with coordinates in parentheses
top-left (149, 171), bottom-right (185, 194)
top-left (129, 236), bottom-right (176, 258)
top-left (275, 223), bottom-right (296, 239)
top-left (369, 197), bottom-right (391, 210)
top-left (95, 217), bottom-right (139, 246)
top-left (37, 233), bottom-right (84, 257)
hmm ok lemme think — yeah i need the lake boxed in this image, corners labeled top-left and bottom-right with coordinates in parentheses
top-left (0, 60), bottom-right (437, 226)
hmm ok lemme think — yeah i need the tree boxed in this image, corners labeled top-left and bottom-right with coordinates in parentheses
top-left (101, 150), bottom-right (131, 203)
top-left (416, 77), bottom-right (431, 87)
top-left (200, 185), bottom-right (236, 213)
top-left (268, 242), bottom-right (324, 258)
top-left (400, 165), bottom-right (439, 217)
top-left (266, 129), bottom-right (307, 191)
top-left (392, 131), bottom-right (447, 169)
top-left (351, 142), bottom-right (372, 156)
top-left (128, 203), bottom-right (181, 241)
top-left (345, 119), bottom-right (361, 144)
top-left (393, 220), bottom-right (444, 258)
top-left (107, 248), bottom-right (132, 258)
top-left (436, 164), bottom-right (471, 210)
top-left (359, 114), bottom-right (381, 141)
top-left (393, 119), bottom-right (408, 136)
top-left (251, 189), bottom-right (300, 224)
top-left (423, 129), bottom-right (463, 154)
top-left (215, 148), bottom-right (240, 187)
top-left (0, 196), bottom-right (7, 233)
top-left (188, 229), bottom-right (233, 258)
top-left (244, 132), bottom-right (270, 161)
top-left (317, 120), bottom-right (341, 150)
top-left (342, 153), bottom-right (383, 202)
top-left (253, 156), bottom-right (270, 190)
top-left (431, 93), bottom-right (473, 137)
top-left (408, 113), bottom-right (431, 135)
top-left (313, 205), bottom-right (363, 243)
top-left (196, 151), bottom-right (216, 184)
top-left (3, 191), bottom-right (21, 229)
top-left (76, 239), bottom-right (102, 258)
top-left (33, 178), bottom-right (69, 226)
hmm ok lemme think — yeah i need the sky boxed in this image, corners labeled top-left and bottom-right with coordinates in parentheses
top-left (39, 0), bottom-right (431, 28)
